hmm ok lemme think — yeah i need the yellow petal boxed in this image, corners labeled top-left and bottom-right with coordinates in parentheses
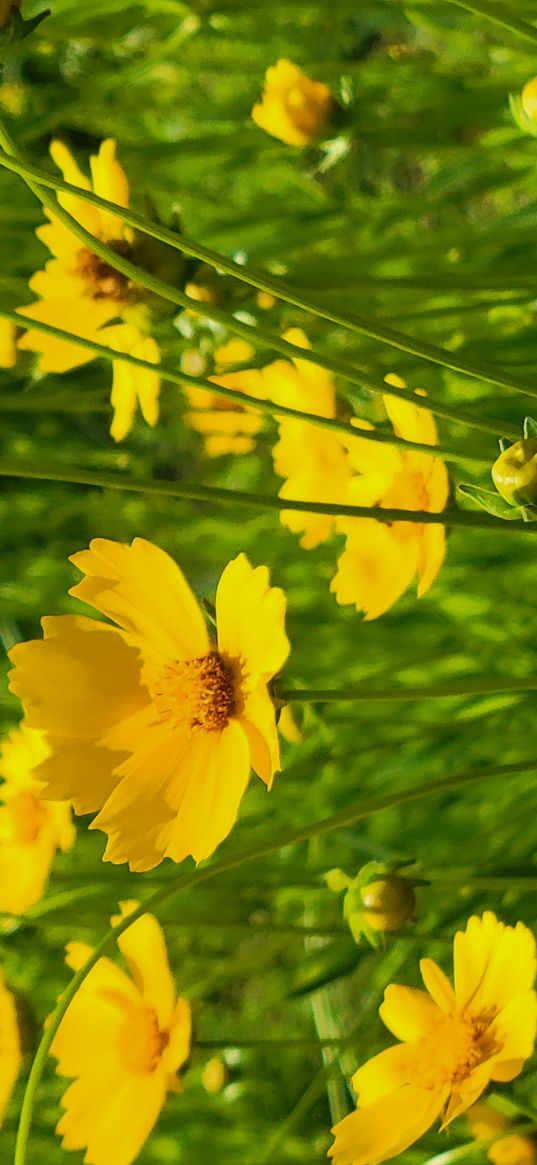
top-left (417, 524), bottom-right (446, 597)
top-left (56, 1067), bottom-right (167, 1165)
top-left (163, 719), bottom-right (251, 864)
top-left (51, 949), bottom-right (136, 1078)
top-left (113, 909), bottom-right (177, 1029)
top-left (454, 913), bottom-right (537, 1015)
top-left (489, 990), bottom-right (537, 1080)
top-left (89, 138), bottom-right (130, 240)
top-left (240, 680), bottom-right (281, 787)
top-left (382, 387), bottom-right (438, 447)
top-left (0, 969), bottom-right (21, 1123)
top-left (216, 553), bottom-right (289, 681)
top-left (331, 521), bottom-right (420, 620)
top-left (50, 139), bottom-right (102, 236)
top-left (329, 1084), bottom-right (446, 1165)
top-left (420, 957), bottom-right (456, 1013)
top-left (379, 983), bottom-right (441, 1042)
top-left (164, 997), bottom-right (193, 1075)
top-left (69, 538), bottom-right (210, 662)
top-left (351, 1044), bottom-right (416, 1105)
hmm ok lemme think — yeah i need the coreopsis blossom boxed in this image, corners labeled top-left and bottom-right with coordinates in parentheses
top-left (9, 538), bottom-right (289, 871)
top-left (263, 329), bottom-right (352, 549)
top-left (252, 59), bottom-right (334, 146)
top-left (0, 967), bottom-right (21, 1124)
top-left (0, 725), bottom-right (74, 914)
top-left (330, 913), bottom-right (537, 1165)
top-left (0, 319), bottom-right (16, 368)
top-left (184, 338), bottom-right (267, 457)
top-left (331, 374), bottom-right (449, 620)
top-left (51, 903), bottom-right (192, 1165)
top-left (17, 138), bottom-right (161, 442)
top-left (467, 1104), bottom-right (535, 1165)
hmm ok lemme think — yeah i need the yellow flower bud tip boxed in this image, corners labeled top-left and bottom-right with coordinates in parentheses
top-left (522, 77), bottom-right (537, 123)
top-left (492, 438), bottom-right (537, 506)
top-left (360, 875), bottom-right (416, 933)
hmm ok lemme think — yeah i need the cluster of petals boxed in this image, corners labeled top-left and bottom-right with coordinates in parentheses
top-left (51, 903), bottom-right (191, 1165)
top-left (17, 138), bottom-right (160, 442)
top-left (183, 338), bottom-right (267, 456)
top-left (251, 59), bottom-right (334, 147)
top-left (8, 537), bottom-right (289, 871)
top-left (0, 724), bottom-right (74, 914)
top-left (330, 912), bottom-right (537, 1165)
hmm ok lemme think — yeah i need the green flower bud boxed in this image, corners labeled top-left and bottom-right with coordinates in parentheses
top-left (325, 860), bottom-right (422, 948)
top-left (360, 874), bottom-right (416, 933)
top-left (492, 438), bottom-right (537, 506)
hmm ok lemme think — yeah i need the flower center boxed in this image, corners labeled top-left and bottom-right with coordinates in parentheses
top-left (416, 1009), bottom-right (499, 1089)
top-left (152, 650), bottom-right (238, 732)
top-left (77, 239), bottom-right (137, 302)
top-left (118, 1006), bottom-right (169, 1074)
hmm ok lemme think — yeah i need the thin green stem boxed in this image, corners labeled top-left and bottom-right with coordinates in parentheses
top-left (1, 310), bottom-right (486, 466)
top-left (14, 756), bottom-right (537, 1165)
top-left (443, 0), bottom-right (537, 44)
top-left (279, 676), bottom-right (537, 702)
top-left (0, 143), bottom-right (526, 437)
top-left (1, 457), bottom-right (534, 532)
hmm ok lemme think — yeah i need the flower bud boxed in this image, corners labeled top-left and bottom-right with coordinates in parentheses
top-left (251, 59), bottom-right (334, 147)
top-left (361, 874), bottom-right (416, 933)
top-left (492, 438), bottom-right (537, 506)
top-left (522, 77), bottom-right (537, 127)
top-left (325, 861), bottom-right (421, 947)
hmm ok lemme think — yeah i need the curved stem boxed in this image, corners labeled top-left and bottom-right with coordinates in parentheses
top-left (0, 457), bottom-right (534, 532)
top-left (1, 310), bottom-right (487, 466)
top-left (443, 0), bottom-right (537, 44)
top-left (14, 755), bottom-right (537, 1164)
top-left (0, 141), bottom-right (528, 436)
top-left (279, 676), bottom-right (537, 702)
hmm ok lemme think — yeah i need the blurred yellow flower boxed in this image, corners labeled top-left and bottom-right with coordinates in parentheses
top-left (252, 59), bottom-right (333, 146)
top-left (330, 912), bottom-right (537, 1165)
top-left (51, 902), bottom-right (191, 1165)
top-left (184, 338), bottom-right (267, 456)
top-left (17, 138), bottom-right (161, 442)
top-left (467, 1104), bottom-right (535, 1165)
top-left (331, 375), bottom-right (449, 620)
top-left (263, 328), bottom-right (352, 549)
top-left (521, 78), bottom-right (537, 127)
top-left (0, 967), bottom-right (21, 1125)
top-left (0, 318), bottom-right (16, 369)
top-left (0, 725), bottom-right (74, 915)
top-left (9, 538), bottom-right (289, 871)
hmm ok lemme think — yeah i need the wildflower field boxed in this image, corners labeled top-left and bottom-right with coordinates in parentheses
top-left (5, 0), bottom-right (537, 1162)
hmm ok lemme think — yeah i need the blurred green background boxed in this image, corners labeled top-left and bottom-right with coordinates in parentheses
top-left (3, 0), bottom-right (537, 1161)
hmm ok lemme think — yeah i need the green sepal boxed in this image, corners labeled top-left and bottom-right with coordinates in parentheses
top-left (458, 483), bottom-right (524, 520)
top-left (0, 6), bottom-right (49, 50)
top-left (323, 868), bottom-right (352, 893)
top-left (498, 438), bottom-right (512, 454)
top-left (523, 417), bottom-right (537, 439)
top-left (509, 93), bottom-right (537, 137)
top-left (521, 505), bottom-right (537, 522)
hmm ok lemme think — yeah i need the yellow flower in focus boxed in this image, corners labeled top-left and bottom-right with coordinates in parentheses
top-left (252, 59), bottom-right (334, 146)
top-left (9, 538), bottom-right (290, 871)
top-left (467, 1104), bottom-right (536, 1165)
top-left (184, 338), bottom-right (267, 457)
top-left (51, 902), bottom-right (192, 1165)
top-left (330, 913), bottom-right (537, 1165)
top-left (0, 725), bottom-right (74, 915)
top-left (0, 967), bottom-right (21, 1125)
top-left (263, 329), bottom-right (352, 549)
top-left (331, 375), bottom-right (449, 620)
top-left (17, 138), bottom-right (161, 442)
top-left (0, 318), bottom-right (16, 369)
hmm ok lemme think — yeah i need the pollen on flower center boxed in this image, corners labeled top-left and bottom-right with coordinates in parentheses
top-left (77, 240), bottom-right (136, 302)
top-left (118, 1006), bottom-right (170, 1075)
top-left (419, 1010), bottom-right (499, 1089)
top-left (152, 650), bottom-right (238, 732)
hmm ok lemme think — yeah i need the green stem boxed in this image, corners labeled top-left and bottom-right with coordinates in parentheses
top-left (1, 457), bottom-right (534, 532)
top-left (1, 310), bottom-right (486, 466)
top-left (443, 0), bottom-right (537, 44)
top-left (14, 755), bottom-right (537, 1165)
top-left (0, 142), bottom-right (526, 438)
top-left (279, 676), bottom-right (537, 702)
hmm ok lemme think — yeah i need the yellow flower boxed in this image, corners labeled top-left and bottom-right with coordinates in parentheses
top-left (467, 1104), bottom-right (536, 1165)
top-left (263, 328), bottom-right (352, 549)
top-left (331, 375), bottom-right (449, 620)
top-left (329, 913), bottom-right (537, 1165)
top-left (9, 538), bottom-right (290, 871)
top-left (0, 967), bottom-right (21, 1125)
top-left (0, 725), bottom-right (74, 915)
top-left (51, 902), bottom-right (192, 1165)
top-left (17, 139), bottom-right (161, 442)
top-left (0, 319), bottom-right (16, 369)
top-left (252, 59), bottom-right (334, 146)
top-left (521, 78), bottom-right (537, 127)
top-left (184, 338), bottom-right (267, 457)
